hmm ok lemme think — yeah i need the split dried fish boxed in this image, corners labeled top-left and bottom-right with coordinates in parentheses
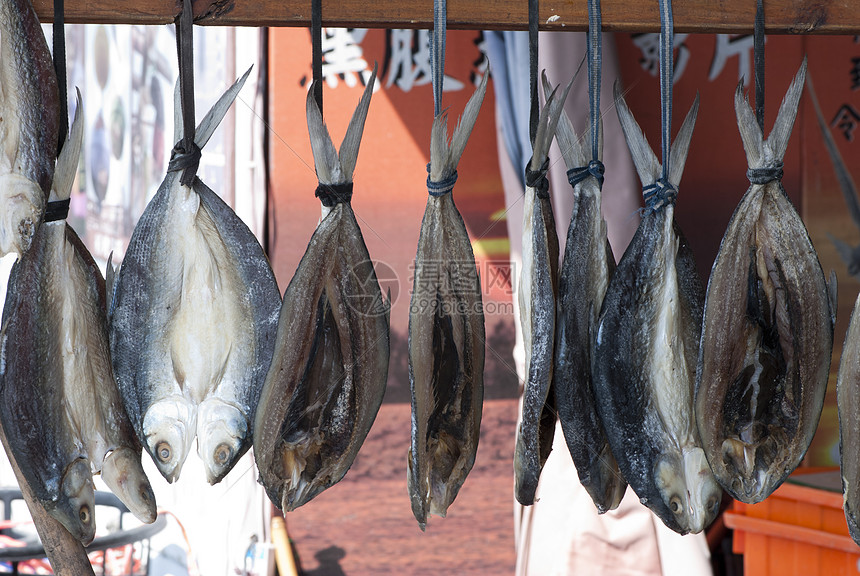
top-left (407, 73), bottom-right (487, 529)
top-left (109, 69), bottom-right (280, 485)
top-left (543, 73), bottom-right (626, 513)
top-left (513, 79), bottom-right (569, 506)
top-left (0, 0), bottom-right (59, 255)
top-left (839, 294), bottom-right (860, 545)
top-left (593, 85), bottom-right (721, 535)
top-left (255, 70), bottom-right (390, 512)
top-left (0, 101), bottom-right (155, 545)
top-left (697, 61), bottom-right (834, 504)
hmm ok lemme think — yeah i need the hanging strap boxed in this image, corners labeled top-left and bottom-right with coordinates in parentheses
top-left (311, 0), bottom-right (323, 114)
top-left (754, 0), bottom-right (765, 133)
top-left (44, 198), bottom-right (70, 222)
top-left (586, 0), bottom-right (601, 164)
top-left (53, 0), bottom-right (68, 157)
top-left (528, 0), bottom-right (539, 145)
top-left (644, 0), bottom-right (677, 210)
top-left (167, 0), bottom-right (200, 187)
top-left (430, 0), bottom-right (445, 117)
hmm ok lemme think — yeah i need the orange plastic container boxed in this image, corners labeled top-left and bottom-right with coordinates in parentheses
top-left (724, 468), bottom-right (860, 575)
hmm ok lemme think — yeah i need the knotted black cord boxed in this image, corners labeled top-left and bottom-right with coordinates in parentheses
top-left (44, 198), bottom-right (70, 222)
top-left (426, 164), bottom-right (457, 197)
top-left (53, 0), bottom-right (67, 157)
top-left (167, 0), bottom-right (200, 187)
top-left (644, 0), bottom-right (677, 212)
top-left (747, 163), bottom-right (783, 184)
top-left (526, 158), bottom-right (550, 199)
top-left (567, 160), bottom-right (605, 188)
top-left (754, 0), bottom-right (765, 134)
top-left (528, 0), bottom-right (539, 145)
top-left (315, 182), bottom-right (353, 206)
top-left (312, 0), bottom-right (323, 114)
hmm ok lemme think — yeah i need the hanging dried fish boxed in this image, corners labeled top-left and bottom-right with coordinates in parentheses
top-left (0, 0), bottom-right (59, 255)
top-left (109, 69), bottom-right (280, 485)
top-left (513, 80), bottom-right (570, 506)
top-left (593, 85), bottom-right (721, 535)
top-left (696, 60), bottom-right (835, 504)
top-left (0, 101), bottom-right (156, 545)
top-left (543, 73), bottom-right (626, 513)
top-left (407, 74), bottom-right (488, 529)
top-left (255, 70), bottom-right (390, 512)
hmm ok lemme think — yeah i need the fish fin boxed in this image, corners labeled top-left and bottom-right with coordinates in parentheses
top-left (338, 64), bottom-right (377, 182)
top-left (807, 71), bottom-right (860, 231)
top-left (543, 70), bottom-right (586, 171)
top-left (766, 57), bottom-right (806, 161)
top-left (306, 82), bottom-right (341, 185)
top-left (828, 232), bottom-right (858, 275)
top-left (173, 77), bottom-right (183, 144)
top-left (828, 269), bottom-right (838, 328)
top-left (449, 69), bottom-right (489, 171)
top-left (50, 89), bottom-right (84, 203)
top-left (106, 251), bottom-right (117, 318)
top-left (667, 94), bottom-right (699, 188)
top-left (195, 66), bottom-right (253, 150)
top-left (533, 74), bottom-right (572, 170)
top-left (734, 80), bottom-right (764, 168)
top-left (614, 80), bottom-right (659, 186)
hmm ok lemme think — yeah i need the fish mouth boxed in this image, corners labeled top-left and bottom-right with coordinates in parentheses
top-left (101, 447), bottom-right (157, 524)
top-left (197, 399), bottom-right (247, 485)
top-left (54, 458), bottom-right (96, 545)
top-left (143, 399), bottom-right (196, 483)
top-left (654, 449), bottom-right (721, 535)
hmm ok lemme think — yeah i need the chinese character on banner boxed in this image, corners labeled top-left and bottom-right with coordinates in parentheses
top-left (384, 29), bottom-right (464, 93)
top-left (851, 57), bottom-right (860, 91)
top-left (832, 104), bottom-right (860, 142)
top-left (631, 33), bottom-right (690, 83)
top-left (709, 34), bottom-right (755, 83)
top-left (316, 28), bottom-right (376, 89)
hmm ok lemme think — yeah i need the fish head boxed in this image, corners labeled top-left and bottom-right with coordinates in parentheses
top-left (142, 398), bottom-right (196, 483)
top-left (197, 399), bottom-right (248, 485)
top-left (101, 447), bottom-right (157, 524)
top-left (720, 434), bottom-right (780, 502)
top-left (53, 458), bottom-right (96, 545)
top-left (0, 173), bottom-right (44, 256)
top-left (654, 448), bottom-right (721, 534)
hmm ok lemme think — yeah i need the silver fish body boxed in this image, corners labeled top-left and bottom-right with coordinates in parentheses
top-left (0, 103), bottom-right (154, 544)
top-left (255, 71), bottom-right (389, 512)
top-left (0, 0), bottom-right (59, 255)
top-left (839, 294), bottom-right (860, 545)
top-left (545, 73), bottom-right (626, 513)
top-left (408, 74), bottom-right (488, 529)
top-left (110, 71), bottom-right (280, 484)
top-left (593, 88), bottom-right (721, 535)
top-left (513, 80), bottom-right (569, 506)
top-left (696, 61), bottom-right (834, 504)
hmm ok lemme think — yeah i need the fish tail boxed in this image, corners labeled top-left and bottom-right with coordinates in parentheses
top-left (614, 80), bottom-right (659, 186)
top-left (667, 94), bottom-right (699, 188)
top-left (767, 58), bottom-right (806, 161)
top-left (195, 66), bottom-right (252, 149)
top-left (429, 70), bottom-right (489, 183)
top-left (50, 89), bottom-right (84, 203)
top-left (338, 64), bottom-right (378, 182)
top-left (306, 84), bottom-right (340, 185)
top-left (530, 73), bottom-right (572, 171)
top-left (543, 71), bottom-right (586, 170)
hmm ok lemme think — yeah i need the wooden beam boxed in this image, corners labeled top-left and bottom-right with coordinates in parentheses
top-left (28, 0), bottom-right (860, 34)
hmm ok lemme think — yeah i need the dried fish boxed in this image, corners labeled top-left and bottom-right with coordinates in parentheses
top-left (0, 101), bottom-right (155, 545)
top-left (696, 60), bottom-right (835, 504)
top-left (0, 0), bottom-right (59, 255)
top-left (513, 79), bottom-right (570, 506)
top-left (593, 85), bottom-right (720, 535)
top-left (255, 70), bottom-right (390, 512)
top-left (543, 73), bottom-right (626, 513)
top-left (407, 73), bottom-right (487, 529)
top-left (110, 69), bottom-right (280, 485)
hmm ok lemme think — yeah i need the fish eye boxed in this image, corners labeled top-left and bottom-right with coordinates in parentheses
top-left (214, 444), bottom-right (232, 465)
top-left (79, 505), bottom-right (91, 525)
top-left (156, 442), bottom-right (171, 463)
top-left (669, 497), bottom-right (682, 514)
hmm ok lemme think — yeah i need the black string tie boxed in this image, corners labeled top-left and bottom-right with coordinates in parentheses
top-left (44, 199), bottom-right (70, 223)
top-left (643, 178), bottom-right (677, 212)
top-left (567, 160), bottom-right (605, 189)
top-left (168, 141), bottom-right (202, 186)
top-left (315, 182), bottom-right (354, 207)
top-left (426, 164), bottom-right (458, 197)
top-left (747, 162), bottom-right (784, 185)
top-left (525, 158), bottom-right (550, 199)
